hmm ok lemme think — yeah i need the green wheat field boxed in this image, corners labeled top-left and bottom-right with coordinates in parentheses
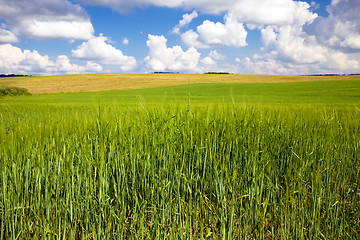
top-left (1, 74), bottom-right (359, 239)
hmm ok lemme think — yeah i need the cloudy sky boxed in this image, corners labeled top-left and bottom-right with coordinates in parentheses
top-left (0, 0), bottom-right (359, 75)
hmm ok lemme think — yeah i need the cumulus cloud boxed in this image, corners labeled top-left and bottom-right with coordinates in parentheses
top-left (340, 35), bottom-right (360, 49)
top-left (72, 34), bottom-right (137, 71)
top-left (178, 11), bottom-right (198, 28)
top-left (239, 51), bottom-right (359, 75)
top-left (174, 0), bottom-right (316, 49)
top-left (80, 0), bottom-right (316, 25)
top-left (209, 50), bottom-right (225, 60)
top-left (25, 20), bottom-right (94, 40)
top-left (220, 0), bottom-right (356, 75)
top-left (173, 11), bottom-right (198, 34)
top-left (235, 56), bottom-right (298, 75)
top-left (56, 55), bottom-right (102, 74)
top-left (305, 0), bottom-right (360, 51)
top-left (181, 14), bottom-right (248, 48)
top-left (263, 25), bottom-right (328, 64)
top-left (251, 23), bottom-right (360, 74)
top-left (198, 15), bottom-right (247, 47)
top-left (228, 0), bottom-right (317, 26)
top-left (201, 56), bottom-right (217, 67)
top-left (144, 34), bottom-right (201, 72)
top-left (261, 26), bottom-right (277, 47)
top-left (0, 28), bottom-right (19, 43)
top-left (200, 51), bottom-right (226, 72)
top-left (180, 30), bottom-right (209, 48)
top-left (0, 0), bottom-right (94, 40)
top-left (0, 44), bottom-right (102, 75)
top-left (144, 34), bottom-right (228, 73)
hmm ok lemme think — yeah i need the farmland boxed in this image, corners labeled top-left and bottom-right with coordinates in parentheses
top-left (1, 73), bottom-right (359, 94)
top-left (1, 74), bottom-right (360, 239)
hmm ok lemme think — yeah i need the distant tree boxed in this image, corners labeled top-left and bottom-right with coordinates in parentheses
top-left (153, 72), bottom-right (180, 74)
top-left (205, 72), bottom-right (230, 74)
top-left (0, 74), bottom-right (31, 77)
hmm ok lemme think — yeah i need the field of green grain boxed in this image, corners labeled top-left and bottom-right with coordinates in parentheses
top-left (1, 75), bottom-right (359, 239)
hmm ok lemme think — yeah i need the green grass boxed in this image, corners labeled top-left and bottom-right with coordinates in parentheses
top-left (0, 79), bottom-right (359, 239)
top-left (1, 80), bottom-right (360, 105)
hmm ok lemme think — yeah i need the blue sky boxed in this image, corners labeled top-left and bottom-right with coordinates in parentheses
top-left (0, 0), bottom-right (359, 75)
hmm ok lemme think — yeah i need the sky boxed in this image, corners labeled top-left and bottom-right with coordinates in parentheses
top-left (0, 0), bottom-right (359, 75)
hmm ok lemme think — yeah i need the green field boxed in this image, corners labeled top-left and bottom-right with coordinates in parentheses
top-left (2, 79), bottom-right (360, 105)
top-left (1, 75), bottom-right (360, 239)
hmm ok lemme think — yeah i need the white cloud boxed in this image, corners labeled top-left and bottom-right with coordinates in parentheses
top-left (0, 44), bottom-right (55, 74)
top-left (25, 20), bottom-right (94, 40)
top-left (308, 18), bottom-right (360, 51)
top-left (173, 11), bottom-right (198, 34)
top-left (209, 50), bottom-right (225, 60)
top-left (0, 44), bottom-right (102, 75)
top-left (0, 28), bottom-right (19, 43)
top-left (182, 14), bottom-right (248, 48)
top-left (122, 37), bottom-right (129, 45)
top-left (181, 30), bottom-right (209, 48)
top-left (174, 0), bottom-right (316, 50)
top-left (80, 0), bottom-right (316, 26)
top-left (84, 61), bottom-right (103, 72)
top-left (249, 23), bottom-right (360, 74)
top-left (268, 25), bottom-right (328, 64)
top-left (144, 35), bottom-right (228, 73)
top-left (261, 26), bottom-right (277, 47)
top-left (238, 56), bottom-right (298, 75)
top-left (228, 0), bottom-right (317, 26)
top-left (305, 0), bottom-right (360, 51)
top-left (198, 16), bottom-right (247, 47)
top-left (201, 56), bottom-right (217, 66)
top-left (200, 53), bottom-right (222, 72)
top-left (0, 0), bottom-right (94, 40)
top-left (340, 35), bottom-right (360, 49)
top-left (179, 11), bottom-right (198, 28)
top-left (56, 55), bottom-right (102, 74)
top-left (72, 34), bottom-right (137, 71)
top-left (144, 34), bottom-right (201, 72)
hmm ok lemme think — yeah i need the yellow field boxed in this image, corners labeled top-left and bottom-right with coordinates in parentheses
top-left (0, 73), bottom-right (359, 94)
